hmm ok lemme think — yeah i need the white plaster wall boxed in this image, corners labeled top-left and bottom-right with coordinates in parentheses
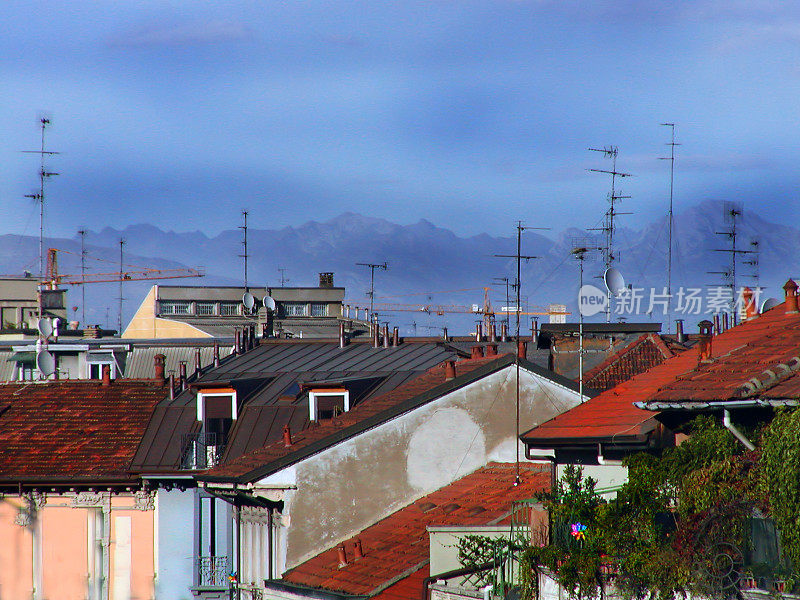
top-left (556, 463), bottom-right (628, 499)
top-left (263, 364), bottom-right (583, 572)
top-left (155, 490), bottom-right (195, 600)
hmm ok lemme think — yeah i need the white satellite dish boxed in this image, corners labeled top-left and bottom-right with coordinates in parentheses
top-left (263, 296), bottom-right (276, 311)
top-left (37, 318), bottom-right (53, 338)
top-left (603, 267), bottom-right (626, 296)
top-left (761, 297), bottom-right (780, 313)
top-left (242, 292), bottom-right (255, 311)
top-left (36, 350), bottom-right (55, 377)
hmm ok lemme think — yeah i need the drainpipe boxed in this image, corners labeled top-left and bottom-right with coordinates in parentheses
top-left (723, 409), bottom-right (755, 451)
top-left (525, 446), bottom-right (557, 492)
top-left (597, 443), bottom-right (623, 466)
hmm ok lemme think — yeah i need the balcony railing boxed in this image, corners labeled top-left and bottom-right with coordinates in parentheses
top-left (180, 433), bottom-right (225, 470)
top-left (197, 555), bottom-right (230, 587)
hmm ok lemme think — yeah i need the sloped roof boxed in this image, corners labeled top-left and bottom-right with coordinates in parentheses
top-left (522, 297), bottom-right (799, 446)
top-left (274, 463), bottom-right (549, 598)
top-left (582, 333), bottom-right (678, 392)
top-left (198, 355), bottom-right (515, 483)
top-left (0, 380), bottom-right (165, 487)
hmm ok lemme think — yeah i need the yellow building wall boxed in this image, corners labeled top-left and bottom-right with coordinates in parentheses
top-left (122, 285), bottom-right (210, 339)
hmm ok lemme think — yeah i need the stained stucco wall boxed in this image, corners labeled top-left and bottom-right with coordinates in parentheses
top-left (264, 365), bottom-right (583, 571)
top-left (156, 489), bottom-right (196, 600)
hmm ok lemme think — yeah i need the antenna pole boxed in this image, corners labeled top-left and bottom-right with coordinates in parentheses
top-left (357, 262), bottom-right (388, 317)
top-left (579, 254), bottom-right (584, 399)
top-left (239, 210), bottom-right (249, 292)
top-left (118, 239), bottom-right (125, 334)
top-left (659, 123), bottom-right (680, 333)
top-left (278, 267), bottom-right (289, 287)
top-left (78, 229), bottom-right (87, 326)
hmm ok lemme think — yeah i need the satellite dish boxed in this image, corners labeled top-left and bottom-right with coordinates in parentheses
top-left (761, 297), bottom-right (780, 313)
top-left (603, 267), bottom-right (626, 296)
top-left (242, 292), bottom-right (255, 311)
top-left (263, 296), bottom-right (276, 311)
top-left (36, 350), bottom-right (55, 377)
top-left (37, 318), bottom-right (53, 338)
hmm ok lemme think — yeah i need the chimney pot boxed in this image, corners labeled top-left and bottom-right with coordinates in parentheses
top-left (500, 322), bottom-right (508, 342)
top-left (713, 314), bottom-right (721, 334)
top-left (698, 320), bottom-right (713, 363)
top-left (445, 360), bottom-right (456, 380)
top-left (722, 312), bottom-right (730, 331)
top-left (194, 348), bottom-right (202, 378)
top-left (169, 373), bottom-right (175, 400)
top-left (101, 364), bottom-right (111, 386)
top-left (338, 321), bottom-right (346, 348)
top-left (784, 279), bottom-right (799, 314)
top-left (470, 345), bottom-right (485, 360)
top-left (353, 539), bottom-right (364, 560)
top-left (283, 424), bottom-right (292, 447)
top-left (372, 323), bottom-right (380, 348)
top-left (442, 327), bottom-right (448, 341)
top-left (213, 341), bottom-right (220, 367)
top-left (381, 324), bottom-right (389, 348)
top-left (517, 340), bottom-right (527, 360)
top-left (486, 343), bottom-right (498, 357)
top-left (154, 353), bottom-right (166, 383)
top-left (179, 362), bottom-right (187, 390)
top-left (392, 326), bottom-right (399, 347)
top-left (675, 320), bottom-right (685, 344)
top-left (532, 318), bottom-right (539, 344)
top-left (337, 544), bottom-right (348, 568)
top-left (476, 322), bottom-right (483, 342)
top-left (489, 323), bottom-right (497, 343)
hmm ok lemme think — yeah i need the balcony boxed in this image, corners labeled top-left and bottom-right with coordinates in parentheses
top-left (180, 433), bottom-right (225, 470)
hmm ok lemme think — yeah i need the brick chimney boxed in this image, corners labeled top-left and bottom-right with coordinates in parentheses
top-left (445, 360), bottom-right (456, 381)
top-left (283, 424), bottom-right (292, 447)
top-left (353, 539), bottom-right (364, 560)
top-left (784, 279), bottom-right (799, 314)
top-left (470, 345), bottom-right (485, 360)
top-left (154, 353), bottom-right (166, 384)
top-left (742, 287), bottom-right (757, 321)
top-left (337, 544), bottom-right (348, 568)
top-left (517, 340), bottom-right (527, 360)
top-left (698, 320), bottom-right (713, 364)
top-left (486, 343), bottom-right (498, 357)
top-left (101, 364), bottom-right (111, 387)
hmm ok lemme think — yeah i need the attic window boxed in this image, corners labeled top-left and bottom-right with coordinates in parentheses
top-left (308, 387), bottom-right (350, 421)
top-left (161, 301), bottom-right (190, 315)
top-left (219, 302), bottom-right (240, 316)
top-left (310, 303), bottom-right (328, 317)
top-left (196, 388), bottom-right (238, 422)
top-left (196, 302), bottom-right (215, 316)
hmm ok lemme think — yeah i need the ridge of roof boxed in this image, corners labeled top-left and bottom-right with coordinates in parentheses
top-left (582, 333), bottom-right (678, 392)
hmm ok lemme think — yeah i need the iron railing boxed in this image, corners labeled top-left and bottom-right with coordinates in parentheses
top-left (180, 432), bottom-right (225, 470)
top-left (197, 555), bottom-right (230, 587)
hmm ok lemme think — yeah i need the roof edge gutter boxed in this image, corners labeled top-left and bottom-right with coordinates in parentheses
top-left (635, 399), bottom-right (800, 411)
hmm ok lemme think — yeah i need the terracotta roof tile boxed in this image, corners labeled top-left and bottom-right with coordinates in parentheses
top-left (0, 380), bottom-right (165, 483)
top-left (279, 462), bottom-right (549, 597)
top-left (582, 333), bottom-right (678, 391)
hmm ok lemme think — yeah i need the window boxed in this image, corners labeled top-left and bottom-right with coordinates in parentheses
top-left (196, 302), bottom-right (216, 316)
top-left (161, 301), bottom-right (191, 315)
top-left (197, 496), bottom-right (229, 586)
top-left (1, 307), bottom-right (18, 328)
top-left (309, 388), bottom-right (350, 421)
top-left (310, 303), bottom-right (328, 317)
top-left (282, 302), bottom-right (308, 317)
top-left (89, 363), bottom-right (115, 380)
top-left (219, 302), bottom-right (239, 316)
top-left (21, 308), bottom-right (37, 328)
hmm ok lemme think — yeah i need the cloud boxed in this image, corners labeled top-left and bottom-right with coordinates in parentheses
top-left (108, 19), bottom-right (250, 48)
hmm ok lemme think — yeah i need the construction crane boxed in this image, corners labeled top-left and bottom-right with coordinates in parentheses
top-left (43, 248), bottom-right (204, 287)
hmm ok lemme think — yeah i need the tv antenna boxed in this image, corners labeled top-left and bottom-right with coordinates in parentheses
top-left (277, 267), bottom-right (289, 287)
top-left (711, 202), bottom-right (754, 318)
top-left (659, 123), bottom-right (680, 333)
top-left (571, 241), bottom-right (603, 400)
top-left (494, 221), bottom-right (547, 485)
top-left (588, 145), bottom-right (632, 322)
top-left (357, 262), bottom-right (388, 317)
top-left (239, 210), bottom-right (249, 292)
top-left (22, 117), bottom-right (60, 320)
top-left (78, 228), bottom-right (87, 326)
top-left (492, 276), bottom-right (511, 329)
top-left (118, 239), bottom-right (125, 334)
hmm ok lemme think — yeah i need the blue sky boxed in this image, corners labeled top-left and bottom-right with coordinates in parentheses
top-left (2, 1), bottom-right (800, 240)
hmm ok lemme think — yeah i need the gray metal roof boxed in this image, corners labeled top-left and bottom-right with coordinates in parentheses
top-left (122, 345), bottom-right (234, 379)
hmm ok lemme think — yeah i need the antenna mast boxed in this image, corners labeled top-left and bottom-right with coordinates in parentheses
top-left (710, 202), bottom-right (754, 321)
top-left (277, 267), bottom-right (289, 287)
top-left (118, 238), bottom-right (125, 334)
top-left (78, 229), bottom-right (87, 326)
top-left (239, 210), bottom-right (249, 292)
top-left (588, 146), bottom-right (631, 322)
top-left (356, 262), bottom-right (388, 319)
top-left (22, 117), bottom-right (60, 319)
top-left (659, 124), bottom-right (680, 333)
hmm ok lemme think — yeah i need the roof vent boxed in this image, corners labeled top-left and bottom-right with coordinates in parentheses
top-left (442, 503), bottom-right (460, 514)
top-left (418, 501), bottom-right (437, 512)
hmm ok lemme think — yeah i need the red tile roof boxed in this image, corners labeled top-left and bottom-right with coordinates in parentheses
top-left (199, 355), bottom-right (513, 482)
top-left (522, 298), bottom-right (800, 444)
top-left (278, 463), bottom-right (550, 597)
top-left (582, 333), bottom-right (677, 392)
top-left (0, 380), bottom-right (166, 485)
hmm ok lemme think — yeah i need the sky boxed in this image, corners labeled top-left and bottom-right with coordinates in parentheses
top-left (3, 1), bottom-right (800, 241)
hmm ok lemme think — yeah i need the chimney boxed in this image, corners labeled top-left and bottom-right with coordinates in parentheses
top-left (101, 364), bottom-right (111, 387)
top-left (486, 343), bottom-right (498, 357)
top-left (382, 324), bottom-right (389, 348)
top-left (489, 323), bottom-right (497, 343)
top-left (722, 312), bottom-right (729, 332)
top-left (500, 322), bottom-right (508, 342)
top-left (233, 329), bottom-right (240, 355)
top-left (784, 279), bottom-right (799, 314)
top-left (713, 314), bottom-right (721, 334)
top-left (517, 340), bottom-right (527, 360)
top-left (242, 327), bottom-right (250, 352)
top-left (392, 326), bottom-right (399, 347)
top-left (532, 318), bottom-right (539, 345)
top-left (698, 320), bottom-right (713, 363)
top-left (337, 544), bottom-right (348, 568)
top-left (169, 373), bottom-right (175, 400)
top-left (194, 348), bottom-right (202, 378)
top-left (445, 360), bottom-right (456, 381)
top-left (442, 327), bottom-right (448, 341)
top-left (319, 272), bottom-right (334, 288)
top-left (470, 345), bottom-right (485, 360)
top-left (282, 424), bottom-right (292, 447)
top-left (675, 320), bottom-right (685, 344)
top-left (213, 341), bottom-right (220, 368)
top-left (338, 321), bottom-right (347, 348)
top-left (741, 287), bottom-right (757, 320)
top-left (353, 539), bottom-right (364, 560)
top-left (154, 353), bottom-right (166, 383)
top-left (475, 322), bottom-right (483, 342)
top-left (179, 361), bottom-right (187, 390)
top-left (372, 323), bottom-right (380, 348)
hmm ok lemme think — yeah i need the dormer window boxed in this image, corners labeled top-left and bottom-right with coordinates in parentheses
top-left (308, 387), bottom-right (350, 421)
top-left (182, 388), bottom-right (238, 469)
